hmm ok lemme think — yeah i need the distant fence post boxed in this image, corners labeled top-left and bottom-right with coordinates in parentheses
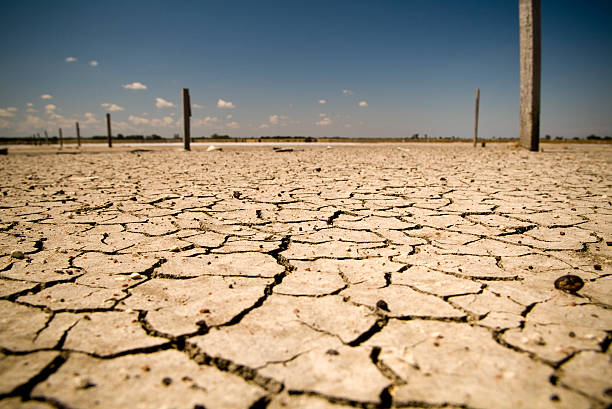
top-left (76, 122), bottom-right (81, 148)
top-left (106, 113), bottom-right (112, 148)
top-left (37, 133), bottom-right (41, 145)
top-left (182, 88), bottom-right (191, 151)
top-left (473, 88), bottom-right (480, 147)
top-left (44, 130), bottom-right (48, 145)
top-left (519, 0), bottom-right (541, 151)
top-left (59, 128), bottom-right (63, 149)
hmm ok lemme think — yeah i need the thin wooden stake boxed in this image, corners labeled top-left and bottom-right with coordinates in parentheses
top-left (182, 88), bottom-right (191, 151)
top-left (106, 113), bottom-right (112, 148)
top-left (474, 88), bottom-right (480, 147)
top-left (59, 128), bottom-right (63, 149)
top-left (76, 122), bottom-right (81, 147)
top-left (44, 130), bottom-right (48, 145)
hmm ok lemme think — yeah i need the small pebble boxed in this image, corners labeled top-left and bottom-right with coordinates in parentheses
top-left (376, 300), bottom-right (390, 312)
top-left (10, 250), bottom-right (24, 259)
top-left (130, 273), bottom-right (144, 280)
top-left (554, 275), bottom-right (584, 293)
top-left (161, 377), bottom-right (172, 386)
top-left (326, 349), bottom-right (339, 356)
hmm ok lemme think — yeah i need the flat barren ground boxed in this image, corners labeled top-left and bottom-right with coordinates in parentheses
top-left (0, 142), bottom-right (611, 409)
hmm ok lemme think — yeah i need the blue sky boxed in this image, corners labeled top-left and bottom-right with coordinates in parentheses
top-left (0, 0), bottom-right (611, 138)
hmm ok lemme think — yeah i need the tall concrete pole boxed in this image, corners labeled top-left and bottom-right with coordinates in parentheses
top-left (473, 88), bottom-right (480, 147)
top-left (106, 113), bottom-right (112, 148)
top-left (519, 0), bottom-right (541, 151)
top-left (182, 88), bottom-right (191, 151)
top-left (76, 122), bottom-right (81, 148)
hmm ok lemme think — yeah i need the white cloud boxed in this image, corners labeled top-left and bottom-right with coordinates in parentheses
top-left (217, 98), bottom-right (235, 109)
top-left (269, 114), bottom-right (279, 125)
top-left (192, 116), bottom-right (218, 127)
top-left (7, 107), bottom-right (17, 112)
top-left (155, 97), bottom-right (174, 109)
top-left (45, 104), bottom-right (57, 114)
top-left (41, 94), bottom-right (53, 100)
top-left (65, 57), bottom-right (77, 63)
top-left (0, 108), bottom-right (15, 118)
top-left (124, 82), bottom-right (147, 90)
top-left (193, 103), bottom-right (204, 109)
top-left (258, 124), bottom-right (269, 129)
top-left (316, 117), bottom-right (332, 126)
top-left (27, 107), bottom-right (37, 113)
top-left (344, 124), bottom-right (352, 128)
top-left (101, 103), bottom-right (125, 112)
top-left (82, 112), bottom-right (99, 125)
top-left (318, 99), bottom-right (327, 104)
top-left (25, 115), bottom-right (46, 128)
top-left (226, 114), bottom-right (232, 119)
top-left (319, 113), bottom-right (326, 117)
top-left (148, 116), bottom-right (176, 127)
top-left (0, 119), bottom-right (11, 128)
top-left (226, 121), bottom-right (240, 129)
top-left (342, 89), bottom-right (353, 95)
top-left (26, 102), bottom-right (33, 107)
top-left (128, 115), bottom-right (149, 125)
top-left (89, 60), bottom-right (99, 67)
top-left (359, 101), bottom-right (368, 107)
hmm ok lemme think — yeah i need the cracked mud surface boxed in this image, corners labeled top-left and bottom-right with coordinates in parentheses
top-left (0, 142), bottom-right (611, 409)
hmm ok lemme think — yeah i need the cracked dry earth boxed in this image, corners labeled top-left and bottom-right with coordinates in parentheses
top-left (0, 142), bottom-right (611, 409)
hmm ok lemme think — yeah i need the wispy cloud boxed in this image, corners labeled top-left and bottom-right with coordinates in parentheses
top-left (318, 99), bottom-right (327, 104)
top-left (192, 116), bottom-right (219, 127)
top-left (316, 117), bottom-right (332, 126)
top-left (150, 116), bottom-right (176, 126)
top-left (269, 114), bottom-right (279, 125)
top-left (101, 103), bottom-right (125, 112)
top-left (226, 114), bottom-right (233, 119)
top-left (89, 60), bottom-right (99, 67)
top-left (0, 108), bottom-right (15, 118)
top-left (342, 89), bottom-right (353, 95)
top-left (226, 121), bottom-right (240, 129)
top-left (41, 94), bottom-right (52, 100)
top-left (155, 97), bottom-right (174, 109)
top-left (359, 101), bottom-right (368, 107)
top-left (192, 103), bottom-right (204, 109)
top-left (128, 115), bottom-right (149, 125)
top-left (259, 124), bottom-right (269, 129)
top-left (82, 112), bottom-right (99, 126)
top-left (26, 103), bottom-right (37, 113)
top-left (65, 57), bottom-right (77, 63)
top-left (124, 82), bottom-right (147, 90)
top-left (217, 98), bottom-right (235, 109)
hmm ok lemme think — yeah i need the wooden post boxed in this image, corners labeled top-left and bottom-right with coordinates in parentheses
top-left (106, 113), bottom-right (112, 148)
top-left (44, 130), bottom-right (48, 145)
top-left (519, 0), bottom-right (541, 151)
top-left (59, 128), bottom-right (63, 149)
top-left (473, 88), bottom-right (480, 147)
top-left (76, 122), bottom-right (81, 148)
top-left (182, 88), bottom-right (191, 151)
top-left (37, 133), bottom-right (41, 145)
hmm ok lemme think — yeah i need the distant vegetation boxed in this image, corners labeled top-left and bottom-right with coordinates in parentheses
top-left (2, 133), bottom-right (612, 144)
